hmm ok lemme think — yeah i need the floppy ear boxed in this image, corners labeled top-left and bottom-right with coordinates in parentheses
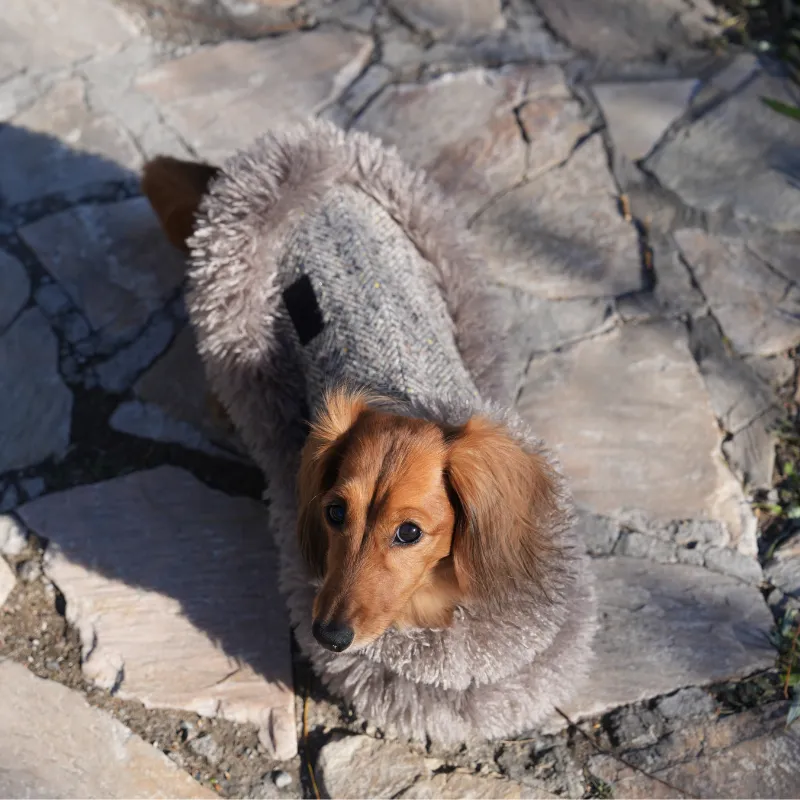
top-left (141, 156), bottom-right (219, 253)
top-left (296, 389), bottom-right (371, 578)
top-left (446, 417), bottom-right (561, 603)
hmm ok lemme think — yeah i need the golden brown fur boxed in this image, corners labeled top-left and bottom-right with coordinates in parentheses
top-left (298, 388), bottom-right (560, 648)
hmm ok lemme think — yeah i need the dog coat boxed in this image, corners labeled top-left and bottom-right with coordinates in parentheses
top-left (186, 120), bottom-right (597, 745)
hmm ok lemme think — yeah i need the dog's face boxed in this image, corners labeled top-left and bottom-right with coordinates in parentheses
top-left (298, 389), bottom-right (560, 652)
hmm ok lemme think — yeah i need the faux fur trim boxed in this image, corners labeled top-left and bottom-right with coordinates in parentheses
top-left (185, 119), bottom-right (596, 744)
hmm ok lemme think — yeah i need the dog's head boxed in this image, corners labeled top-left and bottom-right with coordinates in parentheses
top-left (298, 388), bottom-right (560, 652)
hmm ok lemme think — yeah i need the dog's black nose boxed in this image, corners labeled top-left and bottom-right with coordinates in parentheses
top-left (312, 617), bottom-right (354, 652)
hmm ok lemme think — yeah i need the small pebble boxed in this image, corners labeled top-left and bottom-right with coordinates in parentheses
top-left (273, 770), bottom-right (292, 789)
top-left (17, 560), bottom-right (42, 582)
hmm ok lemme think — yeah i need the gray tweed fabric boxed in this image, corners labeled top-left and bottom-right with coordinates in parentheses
top-left (185, 119), bottom-right (597, 747)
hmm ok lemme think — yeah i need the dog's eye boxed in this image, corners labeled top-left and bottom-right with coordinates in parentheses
top-left (326, 504), bottom-right (346, 525)
top-left (394, 522), bottom-right (422, 545)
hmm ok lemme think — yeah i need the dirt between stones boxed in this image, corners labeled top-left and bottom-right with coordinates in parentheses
top-left (0, 536), bottom-right (301, 799)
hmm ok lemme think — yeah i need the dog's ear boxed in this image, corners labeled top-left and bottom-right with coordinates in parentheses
top-left (141, 156), bottom-right (219, 253)
top-left (446, 417), bottom-right (560, 603)
top-left (296, 389), bottom-right (371, 577)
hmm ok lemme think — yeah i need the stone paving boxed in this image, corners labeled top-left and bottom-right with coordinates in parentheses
top-left (1, 0), bottom-right (800, 797)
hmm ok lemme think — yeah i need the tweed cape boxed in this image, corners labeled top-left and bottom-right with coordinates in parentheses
top-left (185, 119), bottom-right (596, 745)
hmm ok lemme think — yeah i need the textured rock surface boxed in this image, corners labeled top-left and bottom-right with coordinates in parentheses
top-left (648, 66), bottom-right (800, 230)
top-left (20, 199), bottom-right (185, 346)
top-left (536, 0), bottom-right (717, 62)
top-left (594, 79), bottom-right (697, 161)
top-left (766, 533), bottom-right (800, 600)
top-left (388, 0), bottom-right (504, 38)
top-left (588, 701), bottom-right (800, 798)
top-left (675, 229), bottom-right (800, 357)
top-left (316, 735), bottom-right (426, 799)
top-left (0, 309), bottom-right (72, 473)
top-left (518, 321), bottom-right (753, 549)
top-left (0, 557), bottom-right (15, 608)
top-left (136, 29), bottom-right (373, 161)
top-left (0, 250), bottom-right (29, 333)
top-left (358, 66), bottom-right (588, 215)
top-left (473, 136), bottom-right (641, 298)
top-left (0, 78), bottom-right (139, 204)
top-left (0, 660), bottom-right (214, 798)
top-left (18, 467), bottom-right (297, 760)
top-left (398, 771), bottom-right (526, 799)
top-left (560, 556), bottom-right (775, 722)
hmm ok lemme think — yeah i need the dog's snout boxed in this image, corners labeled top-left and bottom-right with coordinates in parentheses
top-left (312, 617), bottom-right (354, 652)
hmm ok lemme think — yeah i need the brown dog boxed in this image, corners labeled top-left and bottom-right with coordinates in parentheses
top-left (143, 156), bottom-right (560, 654)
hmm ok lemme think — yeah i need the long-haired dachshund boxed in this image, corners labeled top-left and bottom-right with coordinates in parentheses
top-left (143, 155), bottom-right (561, 654)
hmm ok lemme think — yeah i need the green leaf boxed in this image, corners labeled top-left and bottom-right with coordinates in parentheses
top-left (784, 461), bottom-right (796, 477)
top-left (788, 506), bottom-right (800, 519)
top-left (762, 96), bottom-right (800, 122)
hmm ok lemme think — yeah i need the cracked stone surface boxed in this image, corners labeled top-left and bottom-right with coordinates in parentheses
top-left (518, 321), bottom-right (755, 550)
top-left (557, 556), bottom-right (774, 723)
top-left (136, 28), bottom-right (373, 161)
top-left (0, 77), bottom-right (140, 205)
top-left (0, 309), bottom-right (73, 473)
top-left (472, 136), bottom-right (642, 298)
top-left (18, 467), bottom-right (297, 761)
top-left (0, 0), bottom-right (137, 82)
top-left (0, 249), bottom-right (30, 332)
top-left (388, 0), bottom-right (504, 39)
top-left (357, 66), bottom-right (589, 217)
top-left (675, 228), bottom-right (800, 357)
top-left (0, 660), bottom-right (215, 798)
top-left (20, 198), bottom-right (186, 347)
top-left (536, 0), bottom-right (719, 62)
top-left (647, 65), bottom-right (800, 231)
top-left (593, 79), bottom-right (697, 162)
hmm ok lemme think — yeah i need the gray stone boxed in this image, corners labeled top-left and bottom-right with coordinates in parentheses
top-left (110, 401), bottom-right (239, 460)
top-left (656, 686), bottom-right (716, 723)
top-left (615, 530), bottom-right (677, 563)
top-left (35, 282), bottom-right (72, 318)
top-left (517, 322), bottom-right (754, 551)
top-left (0, 660), bottom-right (215, 798)
top-left (589, 701), bottom-right (800, 799)
top-left (746, 353), bottom-right (796, 392)
top-left (688, 313), bottom-right (777, 433)
top-left (0, 70), bottom-right (45, 121)
top-left (273, 770), bottom-right (292, 789)
top-left (0, 77), bottom-right (139, 205)
top-left (0, 0), bottom-right (137, 81)
top-left (498, 741), bottom-right (582, 798)
top-left (20, 476), bottom-right (45, 500)
top-left (0, 250), bottom-right (30, 332)
top-left (358, 67), bottom-right (576, 217)
top-left (19, 467), bottom-right (297, 760)
top-left (324, 64), bottom-right (392, 127)
top-left (189, 734), bottom-right (223, 766)
top-left (607, 706), bottom-right (664, 748)
top-left (746, 231), bottom-right (800, 286)
top-left (20, 199), bottom-right (185, 347)
top-left (557, 556), bottom-right (775, 722)
top-left (574, 509), bottom-right (620, 556)
top-left (0, 487), bottom-right (19, 514)
top-left (388, 0), bottom-right (504, 39)
top-left (0, 309), bottom-right (73, 472)
top-left (136, 28), bottom-right (373, 162)
top-left (496, 287), bottom-right (615, 391)
top-left (0, 515), bottom-right (27, 556)
top-left (536, 0), bottom-right (718, 62)
top-left (594, 79), bottom-right (697, 161)
top-left (133, 326), bottom-right (242, 450)
top-left (0, 556), bottom-right (16, 608)
top-left (398, 771), bottom-right (526, 799)
top-left (723, 414), bottom-right (777, 490)
top-left (316, 735), bottom-right (425, 799)
top-left (473, 136), bottom-right (641, 299)
top-left (96, 316), bottom-right (176, 392)
top-left (765, 533), bottom-right (800, 599)
top-left (648, 67), bottom-right (800, 231)
top-left (677, 229), bottom-right (800, 357)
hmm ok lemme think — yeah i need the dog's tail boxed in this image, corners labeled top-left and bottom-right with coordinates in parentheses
top-left (141, 156), bottom-right (219, 254)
